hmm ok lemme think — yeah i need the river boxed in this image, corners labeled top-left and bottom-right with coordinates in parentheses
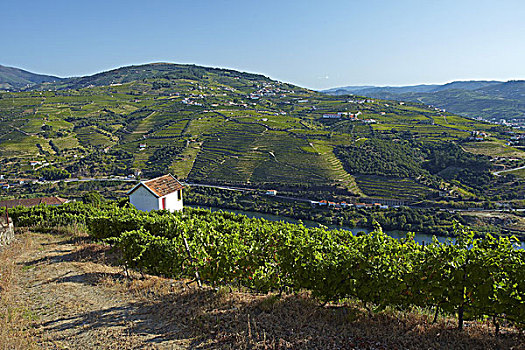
top-left (191, 205), bottom-right (525, 249)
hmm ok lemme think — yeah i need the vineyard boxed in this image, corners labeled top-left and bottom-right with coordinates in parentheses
top-left (354, 175), bottom-right (434, 201)
top-left (8, 202), bottom-right (525, 331)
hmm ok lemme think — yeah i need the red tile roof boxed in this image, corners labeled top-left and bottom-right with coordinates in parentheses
top-left (128, 174), bottom-right (184, 198)
top-left (0, 197), bottom-right (69, 209)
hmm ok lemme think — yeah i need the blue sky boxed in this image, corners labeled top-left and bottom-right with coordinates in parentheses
top-left (2, 0), bottom-right (525, 89)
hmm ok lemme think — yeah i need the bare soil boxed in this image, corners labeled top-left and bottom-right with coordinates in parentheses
top-left (2, 230), bottom-right (524, 349)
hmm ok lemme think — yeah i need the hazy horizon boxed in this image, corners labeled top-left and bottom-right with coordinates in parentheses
top-left (3, 0), bottom-right (525, 89)
top-left (2, 60), bottom-right (518, 91)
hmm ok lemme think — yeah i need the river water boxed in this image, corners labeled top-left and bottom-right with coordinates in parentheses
top-left (191, 205), bottom-right (525, 249)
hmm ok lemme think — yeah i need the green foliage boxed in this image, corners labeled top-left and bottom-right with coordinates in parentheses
top-left (183, 186), bottom-right (464, 236)
top-left (144, 144), bottom-right (184, 177)
top-left (335, 139), bottom-right (495, 193)
top-left (37, 166), bottom-right (71, 180)
top-left (82, 191), bottom-right (104, 206)
top-left (8, 202), bottom-right (525, 327)
top-left (334, 139), bottom-right (426, 178)
top-left (422, 142), bottom-right (493, 189)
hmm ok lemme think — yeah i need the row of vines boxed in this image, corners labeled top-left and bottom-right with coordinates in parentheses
top-left (9, 202), bottom-right (525, 330)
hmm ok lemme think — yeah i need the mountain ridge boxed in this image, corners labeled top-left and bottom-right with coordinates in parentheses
top-left (323, 80), bottom-right (505, 95)
top-left (323, 80), bottom-right (525, 124)
top-left (37, 62), bottom-right (282, 91)
top-left (0, 64), bottom-right (63, 90)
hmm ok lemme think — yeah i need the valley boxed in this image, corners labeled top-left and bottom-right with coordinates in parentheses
top-left (1, 63), bottom-right (524, 235)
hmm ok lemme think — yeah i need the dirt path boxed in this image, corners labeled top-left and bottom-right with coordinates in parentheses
top-left (5, 231), bottom-right (525, 350)
top-left (15, 233), bottom-right (187, 349)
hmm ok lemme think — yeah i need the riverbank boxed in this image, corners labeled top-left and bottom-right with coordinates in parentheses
top-left (189, 205), bottom-right (525, 249)
top-left (183, 186), bottom-right (465, 236)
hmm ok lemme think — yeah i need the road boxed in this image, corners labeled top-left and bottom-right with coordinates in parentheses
top-left (493, 165), bottom-right (525, 176)
top-left (184, 182), bottom-right (524, 211)
top-left (5, 178), bottom-right (524, 212)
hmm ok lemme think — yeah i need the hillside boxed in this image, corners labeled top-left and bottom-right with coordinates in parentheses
top-left (0, 64), bottom-right (63, 90)
top-left (36, 63), bottom-right (278, 91)
top-left (323, 81), bottom-right (502, 96)
top-left (1, 63), bottom-right (524, 205)
top-left (323, 80), bottom-right (525, 126)
top-left (4, 217), bottom-right (523, 349)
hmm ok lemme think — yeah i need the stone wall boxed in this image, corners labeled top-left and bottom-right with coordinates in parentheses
top-left (0, 218), bottom-right (14, 247)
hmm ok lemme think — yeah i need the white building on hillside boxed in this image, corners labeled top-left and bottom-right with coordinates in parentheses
top-left (127, 174), bottom-right (184, 212)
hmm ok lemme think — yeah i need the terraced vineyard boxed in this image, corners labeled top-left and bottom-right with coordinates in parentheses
top-left (189, 121), bottom-right (267, 182)
top-left (355, 175), bottom-right (435, 201)
top-left (0, 63), bottom-right (523, 203)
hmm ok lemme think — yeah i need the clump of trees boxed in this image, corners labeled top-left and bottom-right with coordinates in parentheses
top-left (38, 166), bottom-right (71, 180)
top-left (334, 139), bottom-right (425, 178)
top-left (334, 139), bottom-right (494, 192)
top-left (143, 144), bottom-right (184, 177)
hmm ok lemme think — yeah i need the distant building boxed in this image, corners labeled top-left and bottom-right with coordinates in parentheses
top-left (127, 174), bottom-right (184, 212)
top-left (0, 196), bottom-right (69, 209)
top-left (322, 114), bottom-right (341, 119)
top-left (266, 190), bottom-right (277, 196)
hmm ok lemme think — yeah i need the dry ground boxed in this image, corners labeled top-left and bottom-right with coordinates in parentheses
top-left (1, 229), bottom-right (524, 349)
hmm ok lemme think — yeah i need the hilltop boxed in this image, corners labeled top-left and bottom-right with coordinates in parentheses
top-left (32, 62), bottom-right (281, 91)
top-left (323, 80), bottom-right (525, 126)
top-left (0, 64), bottom-right (63, 90)
top-left (0, 63), bottom-right (524, 209)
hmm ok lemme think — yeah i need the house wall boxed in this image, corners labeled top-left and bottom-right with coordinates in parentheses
top-left (129, 185), bottom-right (160, 212)
top-left (163, 189), bottom-right (183, 212)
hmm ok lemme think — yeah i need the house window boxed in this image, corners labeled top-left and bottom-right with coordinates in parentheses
top-left (162, 197), bottom-right (166, 210)
top-left (177, 190), bottom-right (181, 200)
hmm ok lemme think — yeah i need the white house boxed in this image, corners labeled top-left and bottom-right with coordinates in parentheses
top-left (127, 174), bottom-right (184, 212)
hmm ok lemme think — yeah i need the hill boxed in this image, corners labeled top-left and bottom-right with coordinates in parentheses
top-left (323, 80), bottom-right (525, 126)
top-left (324, 84), bottom-right (440, 95)
top-left (323, 81), bottom-right (503, 95)
top-left (37, 62), bottom-right (278, 91)
top-left (0, 64), bottom-right (63, 90)
top-left (0, 63), bottom-right (524, 205)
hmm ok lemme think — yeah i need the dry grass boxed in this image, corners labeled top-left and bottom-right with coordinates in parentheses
top-left (5, 229), bottom-right (525, 349)
top-left (0, 230), bottom-right (36, 349)
top-left (99, 271), bottom-right (525, 349)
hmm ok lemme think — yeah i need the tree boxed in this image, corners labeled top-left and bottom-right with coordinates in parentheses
top-left (82, 191), bottom-right (104, 206)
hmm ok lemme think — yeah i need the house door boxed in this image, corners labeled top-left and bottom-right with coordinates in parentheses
top-left (162, 197), bottom-right (166, 210)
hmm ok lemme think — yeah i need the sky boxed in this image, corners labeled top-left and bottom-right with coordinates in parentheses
top-left (2, 0), bottom-right (525, 89)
